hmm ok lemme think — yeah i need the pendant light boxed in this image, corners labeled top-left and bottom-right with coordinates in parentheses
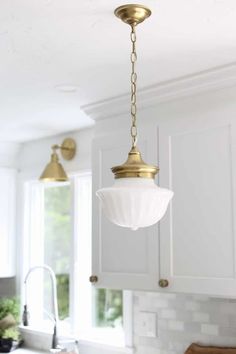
top-left (96, 5), bottom-right (173, 230)
top-left (40, 138), bottom-right (76, 182)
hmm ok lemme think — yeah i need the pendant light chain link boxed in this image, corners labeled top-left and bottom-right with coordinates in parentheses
top-left (130, 25), bottom-right (138, 147)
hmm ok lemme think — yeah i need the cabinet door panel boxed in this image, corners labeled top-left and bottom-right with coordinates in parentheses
top-left (0, 169), bottom-right (16, 277)
top-left (160, 120), bottom-right (236, 296)
top-left (172, 125), bottom-right (234, 278)
top-left (92, 133), bottom-right (159, 290)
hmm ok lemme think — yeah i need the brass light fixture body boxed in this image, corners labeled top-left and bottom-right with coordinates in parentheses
top-left (40, 138), bottom-right (76, 182)
top-left (112, 4), bottom-right (159, 180)
top-left (112, 146), bottom-right (158, 179)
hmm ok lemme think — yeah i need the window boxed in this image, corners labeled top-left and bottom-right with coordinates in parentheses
top-left (93, 289), bottom-right (123, 328)
top-left (22, 173), bottom-right (130, 347)
top-left (44, 184), bottom-right (71, 321)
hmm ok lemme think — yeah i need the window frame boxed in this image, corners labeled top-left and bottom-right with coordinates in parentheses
top-left (20, 171), bottom-right (133, 349)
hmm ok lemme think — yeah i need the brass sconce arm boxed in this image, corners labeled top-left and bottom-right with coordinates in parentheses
top-left (50, 138), bottom-right (76, 160)
top-left (51, 144), bottom-right (60, 151)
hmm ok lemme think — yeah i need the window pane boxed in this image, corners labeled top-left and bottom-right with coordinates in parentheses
top-left (93, 289), bottom-right (123, 328)
top-left (24, 175), bottom-right (125, 342)
top-left (44, 184), bottom-right (71, 320)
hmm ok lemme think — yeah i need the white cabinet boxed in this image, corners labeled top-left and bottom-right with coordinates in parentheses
top-left (159, 116), bottom-right (236, 297)
top-left (92, 113), bottom-right (236, 297)
top-left (0, 168), bottom-right (16, 277)
top-left (92, 130), bottom-right (160, 291)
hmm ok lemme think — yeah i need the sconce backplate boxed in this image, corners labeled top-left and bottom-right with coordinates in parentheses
top-left (61, 138), bottom-right (76, 160)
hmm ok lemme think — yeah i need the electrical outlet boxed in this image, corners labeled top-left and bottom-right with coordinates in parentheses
top-left (137, 311), bottom-right (157, 337)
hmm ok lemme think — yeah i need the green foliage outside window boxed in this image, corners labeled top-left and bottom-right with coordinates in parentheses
top-left (43, 183), bottom-right (123, 328)
top-left (0, 297), bottom-right (20, 340)
top-left (94, 289), bottom-right (123, 328)
top-left (56, 274), bottom-right (69, 320)
top-left (44, 185), bottom-right (71, 320)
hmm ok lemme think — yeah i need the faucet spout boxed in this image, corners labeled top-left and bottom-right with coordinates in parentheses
top-left (23, 265), bottom-right (60, 350)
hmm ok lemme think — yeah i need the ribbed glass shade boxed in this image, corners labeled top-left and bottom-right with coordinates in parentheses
top-left (96, 178), bottom-right (173, 230)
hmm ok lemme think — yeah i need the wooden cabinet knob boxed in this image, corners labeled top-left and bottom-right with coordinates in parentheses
top-left (89, 275), bottom-right (98, 284)
top-left (159, 279), bottom-right (169, 288)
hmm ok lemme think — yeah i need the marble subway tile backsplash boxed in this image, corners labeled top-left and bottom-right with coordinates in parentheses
top-left (133, 292), bottom-right (236, 354)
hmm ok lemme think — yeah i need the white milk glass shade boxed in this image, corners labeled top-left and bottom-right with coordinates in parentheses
top-left (96, 178), bottom-right (174, 230)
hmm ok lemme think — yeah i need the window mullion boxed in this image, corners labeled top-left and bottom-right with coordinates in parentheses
top-left (69, 175), bottom-right (77, 334)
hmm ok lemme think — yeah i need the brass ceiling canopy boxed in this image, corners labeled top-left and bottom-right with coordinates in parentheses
top-left (112, 4), bottom-right (158, 180)
top-left (39, 138), bottom-right (76, 182)
top-left (114, 4), bottom-right (151, 26)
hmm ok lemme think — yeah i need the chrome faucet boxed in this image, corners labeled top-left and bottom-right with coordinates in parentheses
top-left (22, 265), bottom-right (60, 351)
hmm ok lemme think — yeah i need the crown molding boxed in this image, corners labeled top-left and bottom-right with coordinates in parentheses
top-left (82, 62), bottom-right (236, 121)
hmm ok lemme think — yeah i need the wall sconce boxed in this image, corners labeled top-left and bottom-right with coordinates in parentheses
top-left (39, 138), bottom-right (76, 182)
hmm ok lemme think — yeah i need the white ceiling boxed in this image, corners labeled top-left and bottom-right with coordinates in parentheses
top-left (1, 0), bottom-right (236, 142)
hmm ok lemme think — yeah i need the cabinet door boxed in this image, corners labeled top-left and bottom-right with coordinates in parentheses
top-left (92, 132), bottom-right (159, 290)
top-left (159, 117), bottom-right (236, 296)
top-left (0, 168), bottom-right (16, 277)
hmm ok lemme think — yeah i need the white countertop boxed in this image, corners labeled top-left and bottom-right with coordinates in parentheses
top-left (15, 348), bottom-right (46, 354)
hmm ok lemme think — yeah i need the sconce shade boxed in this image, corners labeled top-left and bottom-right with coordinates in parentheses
top-left (39, 152), bottom-right (68, 182)
top-left (39, 138), bottom-right (76, 182)
top-left (97, 178), bottom-right (173, 231)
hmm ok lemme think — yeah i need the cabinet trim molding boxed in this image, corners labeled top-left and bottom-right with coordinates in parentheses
top-left (82, 62), bottom-right (236, 121)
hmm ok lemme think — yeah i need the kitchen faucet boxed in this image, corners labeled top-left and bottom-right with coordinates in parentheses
top-left (22, 265), bottom-right (60, 351)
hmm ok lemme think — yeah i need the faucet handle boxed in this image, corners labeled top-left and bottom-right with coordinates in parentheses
top-left (22, 304), bottom-right (29, 326)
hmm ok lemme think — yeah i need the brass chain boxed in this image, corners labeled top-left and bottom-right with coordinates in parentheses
top-left (130, 25), bottom-right (137, 147)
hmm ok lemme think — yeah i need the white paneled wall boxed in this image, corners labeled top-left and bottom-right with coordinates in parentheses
top-left (133, 292), bottom-right (236, 354)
